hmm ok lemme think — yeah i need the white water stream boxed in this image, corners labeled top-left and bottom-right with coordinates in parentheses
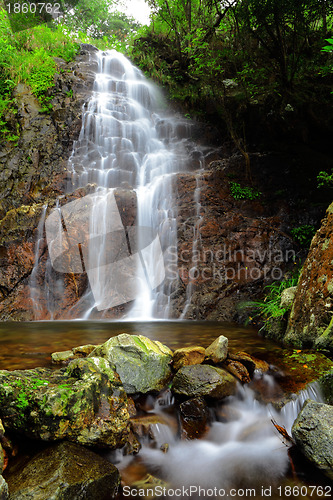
top-left (117, 377), bottom-right (325, 497)
top-left (33, 49), bottom-right (206, 320)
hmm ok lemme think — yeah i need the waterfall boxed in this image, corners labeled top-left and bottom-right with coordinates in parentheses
top-left (29, 204), bottom-right (47, 319)
top-left (35, 49), bottom-right (205, 320)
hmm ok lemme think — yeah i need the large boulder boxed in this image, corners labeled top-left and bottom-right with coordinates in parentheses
top-left (89, 334), bottom-right (173, 394)
top-left (292, 400), bottom-right (333, 480)
top-left (172, 364), bottom-right (236, 399)
top-left (284, 203), bottom-right (333, 352)
top-left (0, 357), bottom-right (129, 448)
top-left (4, 441), bottom-right (120, 499)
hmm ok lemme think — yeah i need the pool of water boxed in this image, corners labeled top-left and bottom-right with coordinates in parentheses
top-left (0, 320), bottom-right (266, 370)
top-left (0, 320), bottom-right (331, 396)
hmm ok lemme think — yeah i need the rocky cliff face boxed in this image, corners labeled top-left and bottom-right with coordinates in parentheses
top-left (0, 45), bottom-right (98, 320)
top-left (171, 163), bottom-right (295, 320)
top-left (284, 202), bottom-right (333, 352)
top-left (0, 46), bottom-right (297, 321)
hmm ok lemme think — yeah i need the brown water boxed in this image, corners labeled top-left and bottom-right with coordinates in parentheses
top-left (0, 320), bottom-right (331, 396)
top-left (0, 320), bottom-right (266, 370)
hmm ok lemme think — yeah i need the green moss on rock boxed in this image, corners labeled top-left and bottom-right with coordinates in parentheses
top-left (89, 334), bottom-right (173, 394)
top-left (0, 358), bottom-right (130, 449)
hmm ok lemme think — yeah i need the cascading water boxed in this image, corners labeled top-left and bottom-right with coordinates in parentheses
top-left (121, 376), bottom-right (325, 497)
top-left (35, 49), bottom-right (205, 320)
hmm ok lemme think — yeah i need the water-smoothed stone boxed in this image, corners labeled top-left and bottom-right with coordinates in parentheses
top-left (0, 420), bottom-right (4, 474)
top-left (172, 364), bottom-right (236, 399)
top-left (51, 350), bottom-right (76, 364)
top-left (0, 476), bottom-right (8, 500)
top-left (205, 335), bottom-right (228, 363)
top-left (4, 441), bottom-right (120, 499)
top-left (292, 400), bottom-right (333, 480)
top-left (0, 357), bottom-right (130, 449)
top-left (72, 344), bottom-right (99, 356)
top-left (51, 344), bottom-right (99, 364)
top-left (89, 334), bottom-right (173, 394)
top-left (228, 351), bottom-right (269, 376)
top-left (173, 346), bottom-right (205, 371)
top-left (223, 359), bottom-right (251, 383)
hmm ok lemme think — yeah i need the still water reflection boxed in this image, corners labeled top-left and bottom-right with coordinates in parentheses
top-left (0, 320), bottom-right (271, 370)
top-left (0, 321), bottom-right (330, 395)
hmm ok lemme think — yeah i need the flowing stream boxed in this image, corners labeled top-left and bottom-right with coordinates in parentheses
top-left (116, 378), bottom-right (326, 499)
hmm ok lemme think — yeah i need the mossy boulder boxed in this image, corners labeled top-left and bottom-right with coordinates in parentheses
top-left (292, 400), bottom-right (333, 480)
top-left (172, 364), bottom-right (236, 399)
top-left (0, 357), bottom-right (130, 449)
top-left (89, 334), bottom-right (173, 394)
top-left (285, 202), bottom-right (333, 352)
top-left (4, 441), bottom-right (120, 499)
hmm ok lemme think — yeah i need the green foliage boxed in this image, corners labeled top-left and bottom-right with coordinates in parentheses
top-left (234, 0), bottom-right (332, 88)
top-left (229, 181), bottom-right (261, 200)
top-left (252, 268), bottom-right (301, 326)
top-left (291, 225), bottom-right (316, 248)
top-left (317, 169), bottom-right (333, 188)
top-left (58, 0), bottom-right (140, 40)
top-left (0, 8), bottom-right (80, 141)
top-left (322, 38), bottom-right (333, 53)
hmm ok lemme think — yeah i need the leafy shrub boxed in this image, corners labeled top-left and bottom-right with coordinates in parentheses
top-left (251, 267), bottom-right (301, 327)
top-left (0, 8), bottom-right (80, 140)
top-left (322, 38), bottom-right (333, 54)
top-left (317, 169), bottom-right (333, 188)
top-left (229, 181), bottom-right (261, 200)
top-left (291, 225), bottom-right (316, 248)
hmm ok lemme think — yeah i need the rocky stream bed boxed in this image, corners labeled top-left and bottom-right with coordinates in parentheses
top-left (0, 332), bottom-right (332, 499)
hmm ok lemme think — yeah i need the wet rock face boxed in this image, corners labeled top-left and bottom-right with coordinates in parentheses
top-left (292, 400), bottom-right (333, 480)
top-left (0, 46), bottom-right (97, 220)
top-left (0, 357), bottom-right (130, 449)
top-left (4, 441), bottom-right (120, 500)
top-left (0, 45), bottom-right (97, 321)
top-left (170, 164), bottom-right (295, 321)
top-left (285, 203), bottom-right (333, 352)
